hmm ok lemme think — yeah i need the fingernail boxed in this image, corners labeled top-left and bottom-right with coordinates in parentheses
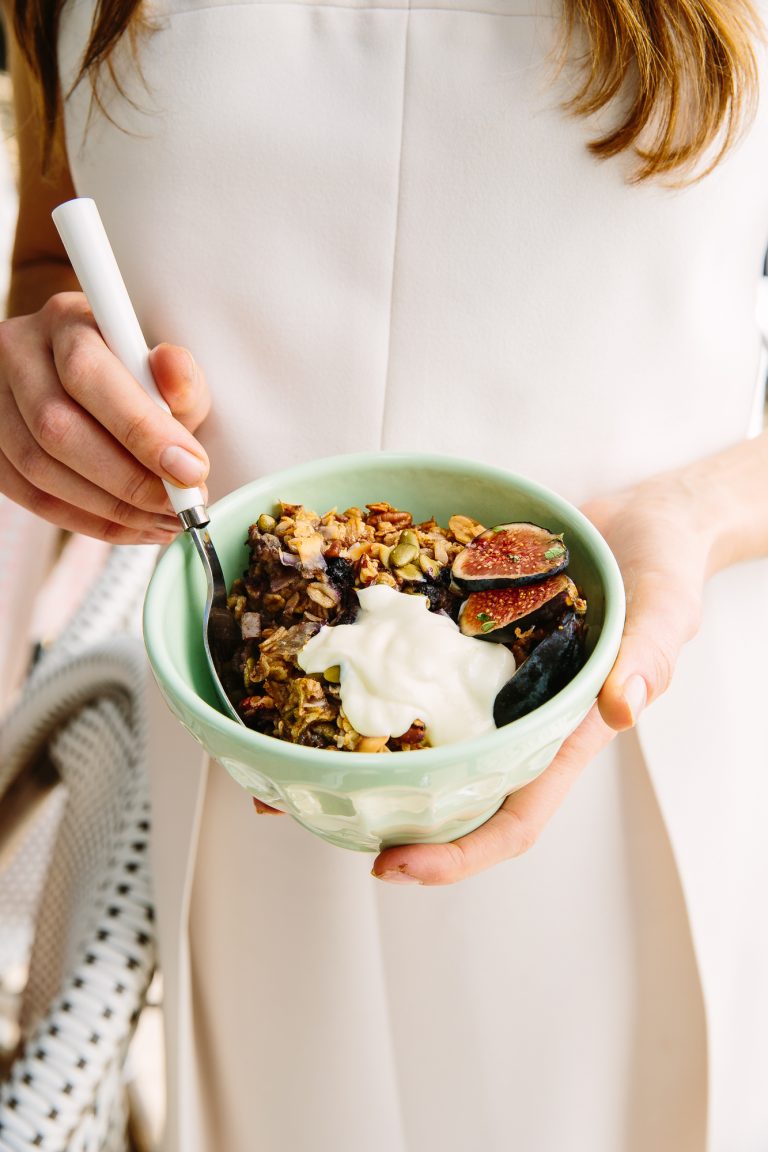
top-left (372, 868), bottom-right (422, 885)
top-left (152, 343), bottom-right (196, 384)
top-left (623, 675), bottom-right (647, 724)
top-left (181, 347), bottom-right (197, 383)
top-left (160, 445), bottom-right (207, 486)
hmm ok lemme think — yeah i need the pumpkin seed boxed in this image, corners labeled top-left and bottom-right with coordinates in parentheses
top-left (395, 562), bottom-right (425, 582)
top-left (390, 542), bottom-right (419, 568)
top-left (419, 552), bottom-right (441, 579)
top-left (398, 529), bottom-right (420, 549)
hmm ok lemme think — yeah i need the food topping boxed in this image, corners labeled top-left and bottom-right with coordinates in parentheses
top-left (493, 613), bottom-right (584, 726)
top-left (451, 522), bottom-right (570, 591)
top-left (223, 502), bottom-right (587, 750)
top-left (458, 573), bottom-right (584, 641)
top-left (298, 584), bottom-right (515, 747)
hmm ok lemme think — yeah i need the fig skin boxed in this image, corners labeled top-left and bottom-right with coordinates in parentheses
top-left (451, 522), bottom-right (569, 592)
top-left (458, 573), bottom-right (580, 641)
top-left (493, 612), bottom-right (585, 726)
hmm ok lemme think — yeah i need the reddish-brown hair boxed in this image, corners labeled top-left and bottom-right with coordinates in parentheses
top-left (12, 0), bottom-right (763, 180)
top-left (561, 0), bottom-right (762, 179)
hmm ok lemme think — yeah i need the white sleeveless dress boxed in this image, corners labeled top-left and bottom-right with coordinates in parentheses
top-left (58, 1), bottom-right (768, 1149)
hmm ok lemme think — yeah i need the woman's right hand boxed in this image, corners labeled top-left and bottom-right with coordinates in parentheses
top-left (0, 291), bottom-right (211, 544)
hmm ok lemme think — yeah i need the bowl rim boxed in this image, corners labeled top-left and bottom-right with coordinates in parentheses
top-left (143, 451), bottom-right (626, 770)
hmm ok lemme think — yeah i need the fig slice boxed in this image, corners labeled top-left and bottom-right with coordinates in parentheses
top-left (458, 573), bottom-right (578, 641)
top-left (493, 612), bottom-right (585, 727)
top-left (451, 523), bottom-right (569, 591)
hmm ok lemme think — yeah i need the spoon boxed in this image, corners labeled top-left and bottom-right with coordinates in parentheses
top-left (52, 197), bottom-right (244, 726)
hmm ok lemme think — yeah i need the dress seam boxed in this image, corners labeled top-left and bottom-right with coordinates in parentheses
top-left (377, 0), bottom-right (410, 455)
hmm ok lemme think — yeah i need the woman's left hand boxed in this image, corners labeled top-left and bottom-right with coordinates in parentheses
top-left (371, 469), bottom-right (716, 885)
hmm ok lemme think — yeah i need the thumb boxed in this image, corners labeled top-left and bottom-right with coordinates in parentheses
top-left (149, 343), bottom-right (211, 433)
top-left (597, 571), bottom-right (701, 731)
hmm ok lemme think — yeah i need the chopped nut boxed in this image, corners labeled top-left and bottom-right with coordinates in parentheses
top-left (371, 542), bottom-right (392, 568)
top-left (356, 735), bottom-right (389, 753)
top-left (433, 537), bottom-right (450, 566)
top-left (227, 593), bottom-right (247, 619)
top-left (419, 552), bottom-right (441, 579)
top-left (373, 570), bottom-right (398, 589)
top-left (448, 514), bottom-right (485, 544)
top-left (358, 555), bottom-right (381, 585)
top-left (346, 540), bottom-right (371, 563)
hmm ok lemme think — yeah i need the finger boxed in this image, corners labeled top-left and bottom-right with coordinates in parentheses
top-left (10, 340), bottom-right (202, 514)
top-left (0, 453), bottom-right (180, 545)
top-left (44, 299), bottom-right (209, 487)
top-left (13, 365), bottom-right (185, 514)
top-left (0, 387), bottom-right (182, 534)
top-left (148, 343), bottom-right (211, 433)
top-left (598, 570), bottom-right (702, 731)
top-left (372, 706), bottom-right (614, 885)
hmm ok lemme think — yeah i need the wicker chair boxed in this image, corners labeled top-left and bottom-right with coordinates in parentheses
top-left (0, 545), bottom-right (160, 1152)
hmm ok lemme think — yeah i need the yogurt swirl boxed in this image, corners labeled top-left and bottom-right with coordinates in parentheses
top-left (297, 584), bottom-right (515, 747)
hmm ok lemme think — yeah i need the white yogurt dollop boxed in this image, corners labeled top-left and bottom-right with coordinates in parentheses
top-left (297, 584), bottom-right (515, 747)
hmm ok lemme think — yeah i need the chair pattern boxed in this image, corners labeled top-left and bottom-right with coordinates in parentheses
top-left (0, 546), bottom-right (160, 1152)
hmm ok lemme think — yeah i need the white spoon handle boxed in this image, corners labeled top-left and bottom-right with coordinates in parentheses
top-left (52, 197), bottom-right (206, 516)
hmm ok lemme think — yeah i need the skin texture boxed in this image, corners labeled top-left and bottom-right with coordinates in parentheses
top-left (4, 15), bottom-right (768, 882)
top-left (1, 28), bottom-right (211, 546)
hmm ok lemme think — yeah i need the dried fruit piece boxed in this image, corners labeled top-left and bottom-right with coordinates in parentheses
top-left (493, 613), bottom-right (585, 726)
top-left (458, 573), bottom-right (578, 640)
top-left (452, 523), bottom-right (569, 591)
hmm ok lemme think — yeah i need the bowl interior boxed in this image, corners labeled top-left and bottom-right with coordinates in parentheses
top-left (144, 453), bottom-right (623, 761)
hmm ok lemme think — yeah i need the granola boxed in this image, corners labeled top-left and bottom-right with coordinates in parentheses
top-left (223, 501), bottom-right (582, 751)
top-left (224, 502), bottom-right (479, 751)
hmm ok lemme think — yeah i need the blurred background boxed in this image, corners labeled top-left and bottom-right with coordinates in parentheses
top-left (0, 29), bottom-right (164, 1150)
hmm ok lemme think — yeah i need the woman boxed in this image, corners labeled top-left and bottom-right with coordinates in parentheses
top-left (2, 0), bottom-right (768, 1148)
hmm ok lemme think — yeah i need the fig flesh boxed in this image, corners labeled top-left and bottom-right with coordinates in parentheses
top-left (493, 612), bottom-right (584, 726)
top-left (458, 573), bottom-right (579, 641)
top-left (452, 523), bottom-right (569, 591)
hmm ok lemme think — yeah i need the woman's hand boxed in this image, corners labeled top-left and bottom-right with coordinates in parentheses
top-left (371, 468), bottom-right (718, 885)
top-left (0, 291), bottom-right (211, 544)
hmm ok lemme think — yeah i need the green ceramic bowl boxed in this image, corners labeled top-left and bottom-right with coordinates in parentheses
top-left (143, 452), bottom-right (625, 851)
